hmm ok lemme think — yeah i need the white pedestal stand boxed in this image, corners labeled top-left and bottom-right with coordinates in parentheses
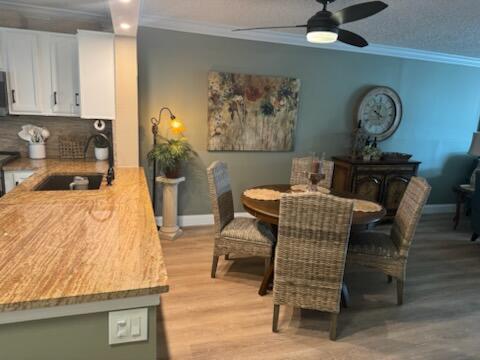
top-left (156, 176), bottom-right (185, 240)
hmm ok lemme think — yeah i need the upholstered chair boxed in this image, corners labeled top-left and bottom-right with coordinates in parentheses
top-left (290, 156), bottom-right (335, 189)
top-left (471, 172), bottom-right (480, 241)
top-left (272, 192), bottom-right (354, 340)
top-left (347, 177), bottom-right (431, 305)
top-left (207, 161), bottom-right (275, 279)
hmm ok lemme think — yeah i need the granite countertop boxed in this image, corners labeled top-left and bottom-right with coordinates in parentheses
top-left (0, 159), bottom-right (168, 312)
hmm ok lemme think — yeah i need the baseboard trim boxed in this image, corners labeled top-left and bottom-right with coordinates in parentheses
top-left (423, 203), bottom-right (456, 215)
top-left (156, 205), bottom-right (454, 228)
top-left (155, 212), bottom-right (253, 227)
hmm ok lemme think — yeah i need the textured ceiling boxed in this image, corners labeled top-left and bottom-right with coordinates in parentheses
top-left (141, 0), bottom-right (480, 58)
top-left (0, 0), bottom-right (110, 16)
top-left (2, 0), bottom-right (479, 57)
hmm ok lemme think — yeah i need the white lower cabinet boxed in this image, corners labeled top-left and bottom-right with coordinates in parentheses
top-left (4, 170), bottom-right (34, 193)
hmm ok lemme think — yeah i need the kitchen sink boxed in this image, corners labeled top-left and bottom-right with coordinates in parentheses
top-left (34, 174), bottom-right (104, 191)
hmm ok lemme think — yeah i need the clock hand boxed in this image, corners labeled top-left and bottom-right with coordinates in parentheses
top-left (373, 110), bottom-right (383, 119)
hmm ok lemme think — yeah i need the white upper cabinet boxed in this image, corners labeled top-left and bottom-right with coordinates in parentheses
top-left (48, 35), bottom-right (80, 116)
top-left (4, 30), bottom-right (43, 114)
top-left (77, 30), bottom-right (115, 120)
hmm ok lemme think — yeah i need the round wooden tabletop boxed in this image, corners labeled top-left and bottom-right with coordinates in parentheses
top-left (241, 184), bottom-right (386, 226)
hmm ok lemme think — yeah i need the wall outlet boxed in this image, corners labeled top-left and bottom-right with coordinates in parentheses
top-left (108, 308), bottom-right (148, 345)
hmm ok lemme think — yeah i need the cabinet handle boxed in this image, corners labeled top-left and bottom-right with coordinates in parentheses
top-left (53, 91), bottom-right (57, 105)
top-left (11, 89), bottom-right (16, 104)
top-left (75, 93), bottom-right (80, 106)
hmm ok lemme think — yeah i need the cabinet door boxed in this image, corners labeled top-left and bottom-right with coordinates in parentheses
top-left (50, 35), bottom-right (80, 116)
top-left (4, 30), bottom-right (42, 114)
top-left (353, 174), bottom-right (383, 202)
top-left (4, 170), bottom-right (34, 193)
top-left (3, 171), bottom-right (15, 193)
top-left (384, 175), bottom-right (410, 214)
top-left (77, 30), bottom-right (115, 120)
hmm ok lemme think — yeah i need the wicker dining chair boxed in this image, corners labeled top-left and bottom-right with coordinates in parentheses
top-left (290, 156), bottom-right (335, 189)
top-left (272, 192), bottom-right (354, 340)
top-left (347, 177), bottom-right (431, 305)
top-left (207, 161), bottom-right (275, 279)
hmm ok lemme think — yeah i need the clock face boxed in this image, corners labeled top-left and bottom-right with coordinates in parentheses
top-left (357, 87), bottom-right (402, 141)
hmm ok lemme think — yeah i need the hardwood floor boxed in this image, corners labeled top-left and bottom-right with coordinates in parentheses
top-left (157, 214), bottom-right (480, 359)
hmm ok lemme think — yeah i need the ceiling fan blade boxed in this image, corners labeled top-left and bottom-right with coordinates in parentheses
top-left (233, 25), bottom-right (307, 32)
top-left (337, 29), bottom-right (368, 47)
top-left (333, 1), bottom-right (388, 25)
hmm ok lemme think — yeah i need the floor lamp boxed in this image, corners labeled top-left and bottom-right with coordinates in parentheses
top-left (150, 107), bottom-right (184, 213)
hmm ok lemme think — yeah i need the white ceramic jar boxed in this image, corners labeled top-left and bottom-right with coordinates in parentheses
top-left (29, 143), bottom-right (46, 159)
top-left (95, 147), bottom-right (109, 161)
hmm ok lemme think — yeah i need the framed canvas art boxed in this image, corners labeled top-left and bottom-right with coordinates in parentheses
top-left (207, 71), bottom-right (300, 151)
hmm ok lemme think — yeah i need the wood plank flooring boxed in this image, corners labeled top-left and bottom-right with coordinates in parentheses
top-left (157, 214), bottom-right (480, 360)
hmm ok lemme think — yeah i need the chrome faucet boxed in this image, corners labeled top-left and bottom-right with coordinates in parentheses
top-left (84, 133), bottom-right (115, 186)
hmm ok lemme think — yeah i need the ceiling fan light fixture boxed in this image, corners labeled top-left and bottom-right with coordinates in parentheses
top-left (306, 30), bottom-right (338, 44)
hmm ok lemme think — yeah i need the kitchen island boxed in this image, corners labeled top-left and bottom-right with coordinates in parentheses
top-left (0, 159), bottom-right (168, 360)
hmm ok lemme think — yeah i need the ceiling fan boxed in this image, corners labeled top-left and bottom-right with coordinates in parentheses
top-left (233, 0), bottom-right (388, 48)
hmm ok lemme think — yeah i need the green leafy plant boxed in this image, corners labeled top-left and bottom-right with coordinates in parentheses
top-left (148, 136), bottom-right (196, 178)
top-left (361, 145), bottom-right (382, 160)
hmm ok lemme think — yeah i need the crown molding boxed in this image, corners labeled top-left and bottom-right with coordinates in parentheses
top-left (140, 15), bottom-right (480, 68)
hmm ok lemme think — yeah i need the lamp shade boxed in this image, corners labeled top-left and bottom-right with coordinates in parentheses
top-left (468, 132), bottom-right (480, 157)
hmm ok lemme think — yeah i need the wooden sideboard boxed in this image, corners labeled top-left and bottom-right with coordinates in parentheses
top-left (332, 156), bottom-right (421, 218)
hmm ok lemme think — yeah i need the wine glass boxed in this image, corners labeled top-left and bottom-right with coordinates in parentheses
top-left (306, 153), bottom-right (326, 191)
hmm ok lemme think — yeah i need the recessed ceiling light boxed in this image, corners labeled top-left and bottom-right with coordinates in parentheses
top-left (119, 0), bottom-right (131, 3)
top-left (120, 23), bottom-right (131, 30)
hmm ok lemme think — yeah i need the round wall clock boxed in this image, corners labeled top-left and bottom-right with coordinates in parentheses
top-left (357, 87), bottom-right (402, 141)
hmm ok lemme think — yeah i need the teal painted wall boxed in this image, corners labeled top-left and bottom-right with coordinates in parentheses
top-left (138, 27), bottom-right (480, 215)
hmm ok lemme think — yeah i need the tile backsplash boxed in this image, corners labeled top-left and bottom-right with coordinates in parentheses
top-left (0, 115), bottom-right (112, 158)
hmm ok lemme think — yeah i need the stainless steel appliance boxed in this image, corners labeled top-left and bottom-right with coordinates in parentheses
top-left (0, 72), bottom-right (8, 116)
top-left (0, 151), bottom-right (20, 196)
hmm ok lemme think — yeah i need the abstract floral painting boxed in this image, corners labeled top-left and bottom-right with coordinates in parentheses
top-left (207, 71), bottom-right (301, 151)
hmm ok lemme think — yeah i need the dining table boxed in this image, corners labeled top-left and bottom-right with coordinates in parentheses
top-left (240, 184), bottom-right (387, 297)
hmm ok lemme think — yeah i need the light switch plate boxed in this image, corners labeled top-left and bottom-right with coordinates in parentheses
top-left (108, 308), bottom-right (148, 345)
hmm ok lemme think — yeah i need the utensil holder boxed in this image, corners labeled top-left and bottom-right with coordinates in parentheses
top-left (29, 143), bottom-right (46, 159)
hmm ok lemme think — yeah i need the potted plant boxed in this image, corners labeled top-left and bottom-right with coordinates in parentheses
top-left (148, 136), bottom-right (196, 178)
top-left (94, 134), bottom-right (109, 161)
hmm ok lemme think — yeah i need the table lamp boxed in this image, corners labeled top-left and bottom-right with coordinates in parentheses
top-left (468, 132), bottom-right (480, 187)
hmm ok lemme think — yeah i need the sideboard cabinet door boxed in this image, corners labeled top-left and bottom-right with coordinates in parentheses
top-left (384, 175), bottom-right (411, 216)
top-left (353, 175), bottom-right (383, 202)
top-left (332, 156), bottom-right (421, 219)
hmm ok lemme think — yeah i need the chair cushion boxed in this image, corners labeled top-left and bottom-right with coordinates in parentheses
top-left (349, 231), bottom-right (400, 258)
top-left (221, 217), bottom-right (275, 246)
